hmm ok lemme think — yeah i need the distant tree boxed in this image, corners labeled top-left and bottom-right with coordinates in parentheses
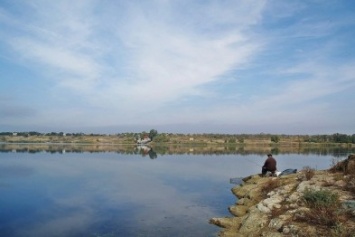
top-left (271, 135), bottom-right (280, 143)
top-left (28, 131), bottom-right (41, 136)
top-left (332, 133), bottom-right (351, 143)
top-left (153, 134), bottom-right (169, 142)
top-left (149, 129), bottom-right (158, 140)
top-left (0, 132), bottom-right (12, 136)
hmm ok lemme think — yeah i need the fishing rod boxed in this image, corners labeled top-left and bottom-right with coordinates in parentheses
top-left (242, 156), bottom-right (264, 167)
top-left (229, 155), bottom-right (265, 184)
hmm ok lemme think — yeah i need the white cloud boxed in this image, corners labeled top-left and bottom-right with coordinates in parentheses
top-left (1, 0), bottom-right (355, 133)
top-left (4, 1), bottom-right (264, 109)
top-left (12, 39), bottom-right (100, 78)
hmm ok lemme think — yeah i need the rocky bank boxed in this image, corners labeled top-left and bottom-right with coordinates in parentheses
top-left (210, 155), bottom-right (355, 237)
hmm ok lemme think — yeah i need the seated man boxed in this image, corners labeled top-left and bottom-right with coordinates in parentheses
top-left (262, 154), bottom-right (277, 176)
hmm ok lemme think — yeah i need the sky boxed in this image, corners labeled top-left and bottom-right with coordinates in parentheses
top-left (0, 0), bottom-right (355, 134)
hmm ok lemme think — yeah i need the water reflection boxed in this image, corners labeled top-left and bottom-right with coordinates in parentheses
top-left (136, 145), bottom-right (158, 159)
top-left (0, 143), bottom-right (354, 157)
top-left (0, 145), bottom-right (347, 237)
top-left (0, 152), bottom-right (237, 237)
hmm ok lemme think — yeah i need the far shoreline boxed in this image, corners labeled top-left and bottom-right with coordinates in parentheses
top-left (1, 139), bottom-right (354, 156)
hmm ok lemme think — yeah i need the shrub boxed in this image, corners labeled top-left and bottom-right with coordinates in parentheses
top-left (302, 166), bottom-right (315, 180)
top-left (271, 135), bottom-right (280, 143)
top-left (297, 208), bottom-right (355, 235)
top-left (302, 189), bottom-right (339, 208)
top-left (297, 189), bottom-right (341, 228)
top-left (301, 206), bottom-right (339, 227)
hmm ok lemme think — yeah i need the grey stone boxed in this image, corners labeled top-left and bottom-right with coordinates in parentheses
top-left (268, 218), bottom-right (284, 230)
top-left (282, 227), bottom-right (290, 234)
top-left (342, 200), bottom-right (355, 210)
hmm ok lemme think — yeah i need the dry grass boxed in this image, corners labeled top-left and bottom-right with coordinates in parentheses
top-left (330, 223), bottom-right (355, 237)
top-left (260, 178), bottom-right (281, 199)
top-left (302, 166), bottom-right (316, 180)
top-left (297, 189), bottom-right (339, 226)
top-left (299, 206), bottom-right (339, 227)
top-left (329, 155), bottom-right (355, 195)
top-left (270, 204), bottom-right (287, 219)
top-left (296, 188), bottom-right (355, 236)
top-left (298, 224), bottom-right (355, 237)
top-left (330, 155), bottom-right (355, 174)
top-left (298, 155), bottom-right (355, 237)
top-left (302, 189), bottom-right (339, 208)
top-left (343, 175), bottom-right (355, 195)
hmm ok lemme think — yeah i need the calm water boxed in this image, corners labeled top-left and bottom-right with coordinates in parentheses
top-left (0, 145), bottom-right (351, 237)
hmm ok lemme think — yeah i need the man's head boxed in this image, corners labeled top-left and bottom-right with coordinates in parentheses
top-left (267, 154), bottom-right (272, 157)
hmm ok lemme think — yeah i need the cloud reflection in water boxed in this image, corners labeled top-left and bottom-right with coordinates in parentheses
top-left (0, 152), bottom-right (334, 237)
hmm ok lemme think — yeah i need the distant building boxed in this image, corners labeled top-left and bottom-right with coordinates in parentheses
top-left (137, 135), bottom-right (151, 145)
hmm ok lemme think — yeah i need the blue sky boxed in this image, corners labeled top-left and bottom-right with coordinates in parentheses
top-left (1, 0), bottom-right (354, 134)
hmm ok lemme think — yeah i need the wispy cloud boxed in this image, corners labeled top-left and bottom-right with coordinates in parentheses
top-left (3, 1), bottom-right (264, 105)
top-left (0, 0), bottom-right (354, 133)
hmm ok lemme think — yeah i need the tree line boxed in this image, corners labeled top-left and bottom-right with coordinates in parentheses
top-left (1, 131), bottom-right (355, 144)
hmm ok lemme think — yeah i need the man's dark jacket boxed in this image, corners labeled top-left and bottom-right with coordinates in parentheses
top-left (263, 156), bottom-right (277, 172)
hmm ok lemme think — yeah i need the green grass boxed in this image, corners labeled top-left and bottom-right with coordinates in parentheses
top-left (302, 189), bottom-right (339, 208)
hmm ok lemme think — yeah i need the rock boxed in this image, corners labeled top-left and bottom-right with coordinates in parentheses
top-left (287, 192), bottom-right (300, 203)
top-left (262, 195), bottom-right (284, 209)
top-left (242, 175), bottom-right (253, 182)
top-left (209, 217), bottom-right (241, 229)
top-left (335, 179), bottom-right (346, 187)
top-left (229, 205), bottom-right (248, 217)
top-left (347, 159), bottom-right (355, 174)
top-left (267, 190), bottom-right (276, 197)
top-left (268, 218), bottom-right (284, 230)
top-left (238, 208), bottom-right (269, 234)
top-left (330, 154), bottom-right (355, 174)
top-left (342, 200), bottom-right (355, 210)
top-left (257, 202), bottom-right (271, 213)
top-left (236, 198), bottom-right (254, 207)
top-left (279, 213), bottom-right (293, 222)
top-left (232, 186), bottom-right (250, 198)
top-left (261, 231), bottom-right (283, 237)
top-left (246, 188), bottom-right (260, 200)
top-left (282, 226), bottom-right (290, 234)
top-left (298, 226), bottom-right (317, 236)
top-left (211, 156), bottom-right (355, 236)
top-left (297, 180), bottom-right (323, 193)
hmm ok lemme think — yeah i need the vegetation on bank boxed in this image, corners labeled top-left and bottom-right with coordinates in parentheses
top-left (294, 156), bottom-right (355, 237)
top-left (1, 143), bottom-right (355, 159)
top-left (211, 155), bottom-right (355, 236)
top-left (1, 130), bottom-right (355, 145)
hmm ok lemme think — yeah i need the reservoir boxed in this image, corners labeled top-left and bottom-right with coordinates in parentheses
top-left (0, 144), bottom-right (353, 237)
